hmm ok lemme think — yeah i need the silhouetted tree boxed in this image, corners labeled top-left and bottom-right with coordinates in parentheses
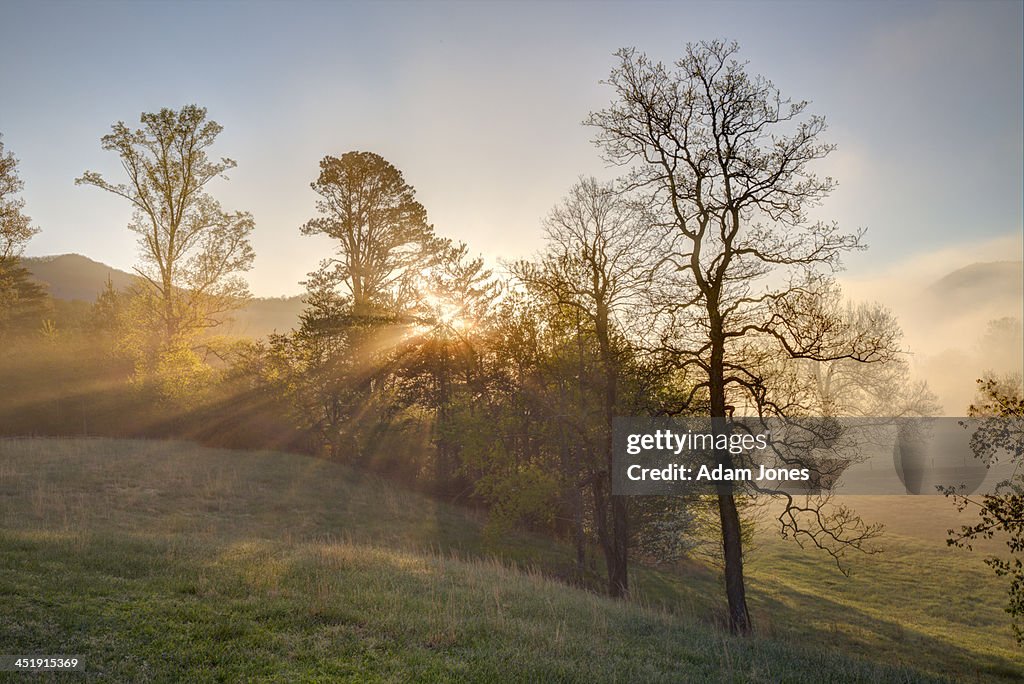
top-left (399, 242), bottom-right (501, 490)
top-left (588, 41), bottom-right (895, 633)
top-left (792, 300), bottom-right (938, 418)
top-left (0, 134), bottom-right (46, 336)
top-left (301, 151), bottom-right (438, 316)
top-left (451, 289), bottom-right (601, 558)
top-left (90, 277), bottom-right (124, 335)
top-left (0, 260), bottom-right (49, 336)
top-left (261, 276), bottom-right (365, 461)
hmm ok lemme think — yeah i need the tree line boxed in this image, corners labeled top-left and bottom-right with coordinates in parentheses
top-left (1, 40), bottom-right (1019, 639)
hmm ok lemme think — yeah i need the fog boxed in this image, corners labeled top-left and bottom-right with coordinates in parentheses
top-left (841, 233), bottom-right (1023, 414)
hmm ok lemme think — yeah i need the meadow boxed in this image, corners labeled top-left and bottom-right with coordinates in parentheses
top-left (0, 437), bottom-right (1019, 682)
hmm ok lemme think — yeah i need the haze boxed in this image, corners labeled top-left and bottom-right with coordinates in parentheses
top-left (2, 0), bottom-right (1021, 412)
top-left (1, 1), bottom-right (1020, 294)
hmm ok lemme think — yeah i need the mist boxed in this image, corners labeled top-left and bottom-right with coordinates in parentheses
top-left (841, 232), bottom-right (1023, 413)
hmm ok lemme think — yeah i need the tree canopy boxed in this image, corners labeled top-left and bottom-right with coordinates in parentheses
top-left (301, 151), bottom-right (437, 315)
top-left (0, 134), bottom-right (44, 336)
top-left (77, 105), bottom-right (255, 347)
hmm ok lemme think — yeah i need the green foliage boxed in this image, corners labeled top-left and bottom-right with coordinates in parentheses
top-left (632, 494), bottom-right (765, 567)
top-left (90, 276), bottom-right (124, 334)
top-left (0, 438), bottom-right (1016, 682)
top-left (76, 105), bottom-right (255, 402)
top-left (253, 284), bottom-right (375, 460)
top-left (0, 133), bottom-right (39, 263)
top-left (0, 259), bottom-right (50, 336)
top-left (81, 274), bottom-right (242, 407)
top-left (947, 376), bottom-right (1024, 644)
top-left (476, 458), bottom-right (562, 541)
top-left (149, 342), bottom-right (216, 405)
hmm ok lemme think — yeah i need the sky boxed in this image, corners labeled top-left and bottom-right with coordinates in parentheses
top-left (1, 0), bottom-right (1022, 299)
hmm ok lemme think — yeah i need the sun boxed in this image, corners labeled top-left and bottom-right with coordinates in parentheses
top-left (420, 293), bottom-right (472, 333)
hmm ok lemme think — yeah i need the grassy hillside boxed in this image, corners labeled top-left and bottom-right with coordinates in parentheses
top-left (0, 438), bottom-right (1018, 682)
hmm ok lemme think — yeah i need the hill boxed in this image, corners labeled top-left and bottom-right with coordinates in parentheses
top-left (927, 260), bottom-right (1023, 309)
top-left (26, 255), bottom-right (1020, 344)
top-left (21, 253), bottom-right (137, 301)
top-left (0, 437), bottom-right (1019, 681)
top-left (21, 253), bottom-right (305, 338)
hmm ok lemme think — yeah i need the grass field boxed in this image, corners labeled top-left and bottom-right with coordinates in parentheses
top-left (0, 438), bottom-right (1019, 682)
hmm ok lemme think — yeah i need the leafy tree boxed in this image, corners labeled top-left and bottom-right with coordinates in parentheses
top-left (946, 375), bottom-right (1024, 644)
top-left (301, 151), bottom-right (438, 316)
top-left (513, 177), bottom-right (658, 597)
top-left (451, 290), bottom-right (599, 563)
top-left (0, 260), bottom-right (49, 336)
top-left (261, 273), bottom-right (367, 461)
top-left (0, 134), bottom-right (39, 266)
top-left (0, 134), bottom-right (45, 336)
top-left (276, 152), bottom-right (449, 465)
top-left (587, 41), bottom-right (896, 632)
top-left (397, 242), bottom-right (501, 489)
top-left (459, 278), bottom-right (689, 585)
top-left (76, 106), bottom-right (255, 358)
top-left (90, 276), bottom-right (124, 335)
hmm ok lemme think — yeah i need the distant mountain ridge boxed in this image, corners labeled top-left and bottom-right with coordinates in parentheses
top-left (927, 260), bottom-right (1022, 309)
top-left (929, 260), bottom-right (1022, 294)
top-left (22, 254), bottom-right (137, 301)
top-left (222, 294), bottom-right (306, 339)
top-left (21, 253), bottom-right (305, 338)
top-left (23, 254), bottom-right (1022, 341)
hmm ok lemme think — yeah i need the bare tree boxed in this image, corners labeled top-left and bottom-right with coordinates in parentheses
top-left (588, 41), bottom-right (895, 633)
top-left (796, 301), bottom-right (939, 419)
top-left (514, 177), bottom-right (657, 597)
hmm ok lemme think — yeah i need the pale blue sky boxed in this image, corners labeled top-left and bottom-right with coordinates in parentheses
top-left (1, 0), bottom-right (1021, 296)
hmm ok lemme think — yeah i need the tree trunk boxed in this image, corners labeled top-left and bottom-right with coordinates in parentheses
top-left (162, 272), bottom-right (176, 346)
top-left (592, 472), bottom-right (628, 597)
top-left (717, 487), bottom-right (750, 634)
top-left (573, 484), bottom-right (586, 575)
top-left (560, 426), bottom-right (587, 576)
top-left (596, 300), bottom-right (628, 598)
top-left (608, 495), bottom-right (629, 597)
top-left (591, 475), bottom-right (614, 588)
top-left (435, 346), bottom-right (453, 491)
top-left (709, 308), bottom-right (752, 635)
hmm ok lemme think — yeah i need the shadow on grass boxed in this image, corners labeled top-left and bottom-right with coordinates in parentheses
top-left (0, 437), bottom-right (1016, 682)
top-left (745, 574), bottom-right (1023, 682)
